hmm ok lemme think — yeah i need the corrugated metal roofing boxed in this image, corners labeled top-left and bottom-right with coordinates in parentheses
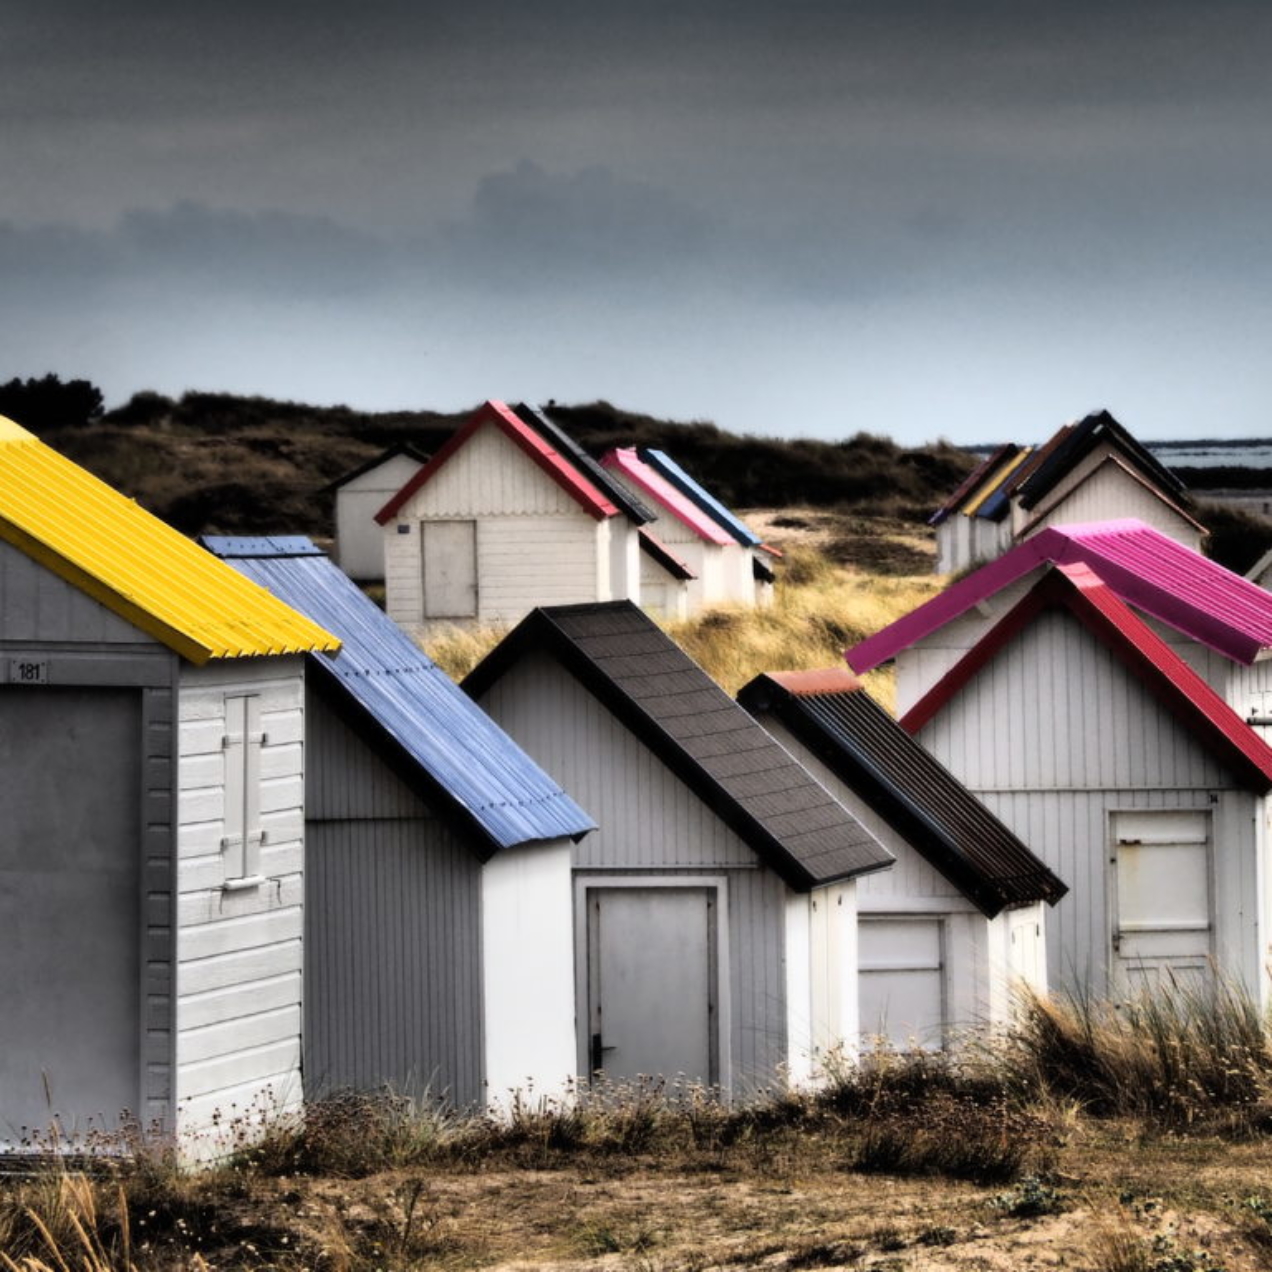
top-left (375, 400), bottom-right (619, 524)
top-left (963, 446), bottom-right (1034, 519)
top-left (513, 403), bottom-right (655, 524)
top-left (638, 528), bottom-right (697, 580)
top-left (1016, 410), bottom-right (1188, 510)
top-left (464, 601), bottom-right (894, 890)
top-left (738, 670), bottom-right (1066, 916)
top-left (850, 518), bottom-right (1272, 672)
top-left (899, 561), bottom-right (1272, 794)
top-left (928, 444), bottom-right (1018, 527)
top-left (637, 448), bottom-right (762, 546)
top-left (599, 449), bottom-right (735, 545)
top-left (203, 535), bottom-right (596, 853)
top-left (0, 419), bottom-right (339, 664)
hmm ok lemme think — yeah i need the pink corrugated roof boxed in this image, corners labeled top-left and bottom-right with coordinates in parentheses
top-left (376, 400), bottom-right (619, 524)
top-left (599, 449), bottom-right (735, 545)
top-left (899, 561), bottom-right (1272, 793)
top-left (849, 518), bottom-right (1272, 671)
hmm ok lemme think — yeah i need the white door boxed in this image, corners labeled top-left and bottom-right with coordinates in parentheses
top-left (422, 520), bottom-right (477, 618)
top-left (0, 688), bottom-right (141, 1143)
top-left (1111, 810), bottom-right (1212, 997)
top-left (859, 917), bottom-right (945, 1050)
top-left (586, 887), bottom-right (718, 1084)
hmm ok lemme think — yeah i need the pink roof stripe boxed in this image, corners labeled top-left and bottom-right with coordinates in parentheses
top-left (849, 518), bottom-right (1272, 672)
top-left (599, 449), bottom-right (735, 545)
top-left (376, 400), bottom-right (619, 524)
top-left (899, 561), bottom-right (1272, 793)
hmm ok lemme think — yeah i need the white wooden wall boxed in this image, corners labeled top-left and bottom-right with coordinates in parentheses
top-left (935, 513), bottom-right (1013, 575)
top-left (481, 839), bottom-right (576, 1109)
top-left (640, 551), bottom-right (690, 619)
top-left (334, 453), bottom-right (426, 582)
top-left (475, 650), bottom-right (791, 1090)
top-left (785, 883), bottom-right (858, 1084)
top-left (761, 713), bottom-right (1031, 1039)
top-left (909, 609), bottom-right (1262, 999)
top-left (174, 656), bottom-right (307, 1153)
top-left (382, 419), bottom-right (610, 631)
top-left (1019, 460), bottom-right (1203, 550)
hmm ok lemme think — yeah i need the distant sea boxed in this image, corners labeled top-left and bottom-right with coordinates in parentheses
top-left (966, 440), bottom-right (1272, 471)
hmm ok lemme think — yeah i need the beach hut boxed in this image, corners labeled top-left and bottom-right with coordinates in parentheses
top-left (848, 520), bottom-right (1272, 1001)
top-left (635, 447), bottom-right (775, 607)
top-left (931, 412), bottom-right (1205, 574)
top-left (0, 418), bottom-right (339, 1156)
top-left (204, 536), bottom-right (596, 1108)
top-left (374, 401), bottom-right (652, 636)
top-left (326, 442), bottom-right (429, 583)
top-left (465, 601), bottom-right (895, 1090)
top-left (599, 448), bottom-right (748, 612)
top-left (738, 670), bottom-right (1065, 1049)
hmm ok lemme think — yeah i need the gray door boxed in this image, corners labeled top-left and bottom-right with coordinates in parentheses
top-left (859, 917), bottom-right (945, 1050)
top-left (422, 520), bottom-right (477, 618)
top-left (0, 687), bottom-right (141, 1144)
top-left (1111, 810), bottom-right (1212, 997)
top-left (586, 887), bottom-right (718, 1085)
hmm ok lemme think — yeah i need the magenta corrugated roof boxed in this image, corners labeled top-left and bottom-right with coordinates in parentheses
top-left (898, 561), bottom-right (1272, 793)
top-left (599, 448), bottom-right (735, 545)
top-left (849, 518), bottom-right (1272, 671)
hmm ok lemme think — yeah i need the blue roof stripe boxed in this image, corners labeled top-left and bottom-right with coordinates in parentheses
top-left (202, 536), bottom-right (595, 851)
top-left (638, 448), bottom-right (762, 546)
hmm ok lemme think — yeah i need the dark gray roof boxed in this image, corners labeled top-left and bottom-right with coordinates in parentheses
top-left (464, 602), bottom-right (894, 890)
top-left (512, 403), bottom-right (656, 524)
top-left (320, 442), bottom-right (430, 494)
top-left (202, 535), bottom-right (596, 857)
top-left (737, 670), bottom-right (1066, 916)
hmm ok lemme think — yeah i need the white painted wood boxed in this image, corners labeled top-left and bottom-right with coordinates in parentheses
top-left (784, 892), bottom-right (814, 1085)
top-left (482, 839), bottom-right (576, 1109)
top-left (640, 549), bottom-right (690, 619)
top-left (476, 650), bottom-right (786, 1089)
top-left (859, 917), bottom-right (945, 1049)
top-left (334, 452), bottom-right (427, 582)
top-left (422, 520), bottom-right (478, 618)
top-left (809, 882), bottom-right (858, 1068)
top-left (175, 658), bottom-right (306, 1146)
top-left (608, 520), bottom-right (641, 606)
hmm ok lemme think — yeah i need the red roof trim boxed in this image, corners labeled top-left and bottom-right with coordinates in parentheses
top-left (901, 562), bottom-right (1272, 793)
top-left (375, 400), bottom-right (619, 524)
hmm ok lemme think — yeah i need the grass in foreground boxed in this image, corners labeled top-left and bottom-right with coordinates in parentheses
top-left (11, 982), bottom-right (1272, 1269)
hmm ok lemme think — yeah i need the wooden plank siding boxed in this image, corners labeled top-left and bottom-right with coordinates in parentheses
top-left (175, 657), bottom-right (307, 1144)
top-left (302, 689), bottom-right (484, 1106)
top-left (476, 650), bottom-right (788, 1091)
top-left (912, 609), bottom-right (1257, 996)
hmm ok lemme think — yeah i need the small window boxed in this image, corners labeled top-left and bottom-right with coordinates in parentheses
top-left (222, 694), bottom-right (265, 887)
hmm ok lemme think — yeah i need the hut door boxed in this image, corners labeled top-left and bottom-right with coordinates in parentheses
top-left (0, 687), bottom-right (140, 1143)
top-left (421, 520), bottom-right (477, 618)
top-left (1111, 810), bottom-right (1212, 998)
top-left (586, 886), bottom-right (718, 1085)
top-left (859, 917), bottom-right (945, 1049)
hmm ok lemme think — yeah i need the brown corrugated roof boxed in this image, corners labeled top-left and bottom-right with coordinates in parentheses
top-left (464, 602), bottom-right (895, 890)
top-left (738, 671), bottom-right (1066, 915)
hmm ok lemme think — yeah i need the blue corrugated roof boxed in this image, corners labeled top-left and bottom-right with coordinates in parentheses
top-left (637, 448), bottom-right (762, 546)
top-left (202, 536), bottom-right (596, 854)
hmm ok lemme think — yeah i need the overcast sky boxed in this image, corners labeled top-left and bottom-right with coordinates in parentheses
top-left (4, 1), bottom-right (1271, 444)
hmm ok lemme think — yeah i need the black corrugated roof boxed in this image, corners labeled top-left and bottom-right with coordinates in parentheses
top-left (1015, 410), bottom-right (1189, 511)
top-left (464, 602), bottom-right (894, 890)
top-left (737, 670), bottom-right (1066, 916)
top-left (320, 442), bottom-right (431, 494)
top-left (513, 403), bottom-right (656, 524)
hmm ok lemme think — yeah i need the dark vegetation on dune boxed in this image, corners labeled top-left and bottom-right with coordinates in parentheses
top-left (13, 384), bottom-right (977, 538)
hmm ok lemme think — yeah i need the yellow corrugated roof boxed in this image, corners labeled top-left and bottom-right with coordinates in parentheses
top-left (961, 446), bottom-right (1034, 517)
top-left (0, 417), bottom-right (340, 664)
